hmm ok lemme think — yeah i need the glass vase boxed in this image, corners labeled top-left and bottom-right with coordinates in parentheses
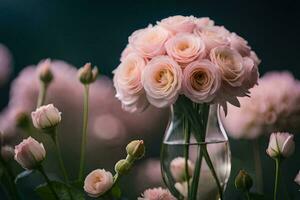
top-left (160, 96), bottom-right (231, 200)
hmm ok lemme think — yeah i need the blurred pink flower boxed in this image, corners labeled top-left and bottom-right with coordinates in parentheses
top-left (0, 44), bottom-right (13, 86)
top-left (138, 187), bottom-right (176, 200)
top-left (223, 71), bottom-right (300, 139)
top-left (133, 159), bottom-right (164, 194)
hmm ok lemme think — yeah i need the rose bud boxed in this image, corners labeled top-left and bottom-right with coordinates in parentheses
top-left (37, 59), bottom-right (53, 84)
top-left (1, 145), bottom-right (15, 161)
top-left (84, 169), bottom-right (114, 198)
top-left (31, 104), bottom-right (61, 130)
top-left (126, 140), bottom-right (145, 160)
top-left (78, 63), bottom-right (98, 84)
top-left (266, 132), bottom-right (295, 159)
top-left (14, 137), bottom-right (46, 170)
top-left (235, 170), bottom-right (253, 191)
top-left (170, 157), bottom-right (195, 182)
top-left (115, 159), bottom-right (132, 175)
top-left (15, 111), bottom-right (31, 129)
top-left (294, 170), bottom-right (300, 186)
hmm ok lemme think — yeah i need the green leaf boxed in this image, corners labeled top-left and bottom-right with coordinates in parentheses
top-left (111, 184), bottom-right (122, 199)
top-left (35, 181), bottom-right (84, 200)
top-left (15, 170), bottom-right (33, 183)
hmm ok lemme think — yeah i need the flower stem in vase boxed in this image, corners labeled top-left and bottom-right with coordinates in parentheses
top-left (273, 158), bottom-right (281, 200)
top-left (183, 116), bottom-right (191, 198)
top-left (253, 139), bottom-right (263, 193)
top-left (78, 84), bottom-right (90, 181)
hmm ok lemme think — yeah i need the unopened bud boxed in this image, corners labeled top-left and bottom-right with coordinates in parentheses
top-left (15, 111), bottom-right (30, 129)
top-left (235, 170), bottom-right (253, 191)
top-left (78, 63), bottom-right (98, 84)
top-left (126, 140), bottom-right (145, 160)
top-left (1, 145), bottom-right (15, 161)
top-left (38, 59), bottom-right (53, 84)
top-left (115, 159), bottom-right (132, 175)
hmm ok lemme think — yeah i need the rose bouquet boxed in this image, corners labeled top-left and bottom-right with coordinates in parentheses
top-left (113, 15), bottom-right (260, 200)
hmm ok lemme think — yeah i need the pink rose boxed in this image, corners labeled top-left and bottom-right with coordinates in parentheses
top-left (194, 17), bottom-right (215, 29)
top-left (195, 26), bottom-right (230, 52)
top-left (142, 56), bottom-right (182, 107)
top-left (183, 60), bottom-right (221, 103)
top-left (113, 53), bottom-right (148, 112)
top-left (210, 46), bottom-right (245, 87)
top-left (158, 15), bottom-right (196, 34)
top-left (120, 45), bottom-right (135, 62)
top-left (129, 25), bottom-right (170, 58)
top-left (266, 132), bottom-right (295, 159)
top-left (229, 33), bottom-right (251, 57)
top-left (165, 33), bottom-right (206, 65)
top-left (242, 57), bottom-right (259, 90)
top-left (84, 169), bottom-right (114, 197)
top-left (14, 137), bottom-right (46, 170)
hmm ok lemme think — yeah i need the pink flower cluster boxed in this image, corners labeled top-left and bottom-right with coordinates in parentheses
top-left (223, 71), bottom-right (300, 139)
top-left (113, 15), bottom-right (260, 112)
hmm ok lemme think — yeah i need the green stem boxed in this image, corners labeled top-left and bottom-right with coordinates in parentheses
top-left (0, 157), bottom-right (21, 200)
top-left (246, 191), bottom-right (251, 200)
top-left (190, 145), bottom-right (203, 200)
top-left (273, 158), bottom-right (280, 200)
top-left (78, 84), bottom-right (90, 181)
top-left (37, 81), bottom-right (47, 108)
top-left (183, 116), bottom-right (191, 199)
top-left (38, 166), bottom-right (60, 200)
top-left (51, 129), bottom-right (69, 183)
top-left (253, 139), bottom-right (263, 193)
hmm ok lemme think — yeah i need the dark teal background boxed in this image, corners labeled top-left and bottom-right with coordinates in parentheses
top-left (1, 0), bottom-right (300, 199)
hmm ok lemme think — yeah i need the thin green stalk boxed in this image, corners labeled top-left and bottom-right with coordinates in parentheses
top-left (190, 145), bottom-right (203, 200)
top-left (38, 166), bottom-right (59, 200)
top-left (51, 129), bottom-right (69, 183)
top-left (273, 158), bottom-right (280, 200)
top-left (253, 139), bottom-right (263, 193)
top-left (37, 82), bottom-right (47, 108)
top-left (246, 191), bottom-right (251, 200)
top-left (0, 157), bottom-right (21, 200)
top-left (183, 116), bottom-right (191, 198)
top-left (78, 84), bottom-right (90, 181)
top-left (202, 146), bottom-right (223, 200)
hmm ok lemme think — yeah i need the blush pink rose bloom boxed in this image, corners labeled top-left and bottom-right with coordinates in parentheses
top-left (210, 46), bottom-right (245, 87)
top-left (84, 169), bottom-right (114, 197)
top-left (120, 45), bottom-right (135, 62)
top-left (194, 17), bottom-right (215, 29)
top-left (129, 25), bottom-right (170, 58)
top-left (183, 60), bottom-right (221, 103)
top-left (113, 53), bottom-right (149, 112)
top-left (138, 187), bottom-right (176, 200)
top-left (14, 137), bottom-right (46, 170)
top-left (266, 132), bottom-right (295, 159)
top-left (165, 33), bottom-right (206, 65)
top-left (142, 56), bottom-right (182, 107)
top-left (31, 104), bottom-right (62, 129)
top-left (158, 15), bottom-right (196, 34)
top-left (195, 26), bottom-right (230, 52)
top-left (229, 33), bottom-right (251, 57)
